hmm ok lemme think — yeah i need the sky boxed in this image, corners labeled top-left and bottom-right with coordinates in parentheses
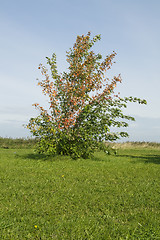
top-left (0, 0), bottom-right (160, 142)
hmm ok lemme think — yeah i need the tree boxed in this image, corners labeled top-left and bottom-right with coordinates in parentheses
top-left (26, 32), bottom-right (146, 159)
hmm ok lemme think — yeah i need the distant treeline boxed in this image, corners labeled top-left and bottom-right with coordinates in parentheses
top-left (0, 137), bottom-right (160, 149)
top-left (0, 137), bottom-right (37, 149)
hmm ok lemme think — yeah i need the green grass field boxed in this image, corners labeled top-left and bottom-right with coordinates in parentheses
top-left (0, 142), bottom-right (160, 239)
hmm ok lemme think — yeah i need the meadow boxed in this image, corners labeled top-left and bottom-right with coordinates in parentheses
top-left (0, 139), bottom-right (160, 239)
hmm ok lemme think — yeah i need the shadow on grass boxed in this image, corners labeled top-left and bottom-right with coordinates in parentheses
top-left (15, 153), bottom-right (71, 162)
top-left (16, 152), bottom-right (110, 162)
top-left (15, 151), bottom-right (160, 164)
top-left (120, 154), bottom-right (160, 164)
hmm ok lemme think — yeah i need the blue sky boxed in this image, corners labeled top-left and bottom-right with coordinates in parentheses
top-left (0, 0), bottom-right (160, 142)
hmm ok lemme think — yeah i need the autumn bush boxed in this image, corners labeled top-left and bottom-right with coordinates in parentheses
top-left (27, 32), bottom-right (146, 158)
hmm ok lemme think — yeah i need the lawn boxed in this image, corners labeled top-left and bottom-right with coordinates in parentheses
top-left (0, 145), bottom-right (160, 239)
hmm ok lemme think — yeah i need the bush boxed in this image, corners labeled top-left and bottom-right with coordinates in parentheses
top-left (26, 32), bottom-right (146, 158)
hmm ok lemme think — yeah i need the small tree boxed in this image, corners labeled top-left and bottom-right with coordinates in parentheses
top-left (26, 32), bottom-right (146, 158)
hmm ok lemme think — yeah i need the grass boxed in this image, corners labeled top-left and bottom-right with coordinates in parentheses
top-left (0, 143), bottom-right (160, 239)
top-left (107, 141), bottom-right (160, 149)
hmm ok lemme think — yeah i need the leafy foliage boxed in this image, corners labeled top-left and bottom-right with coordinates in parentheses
top-left (26, 32), bottom-right (146, 158)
